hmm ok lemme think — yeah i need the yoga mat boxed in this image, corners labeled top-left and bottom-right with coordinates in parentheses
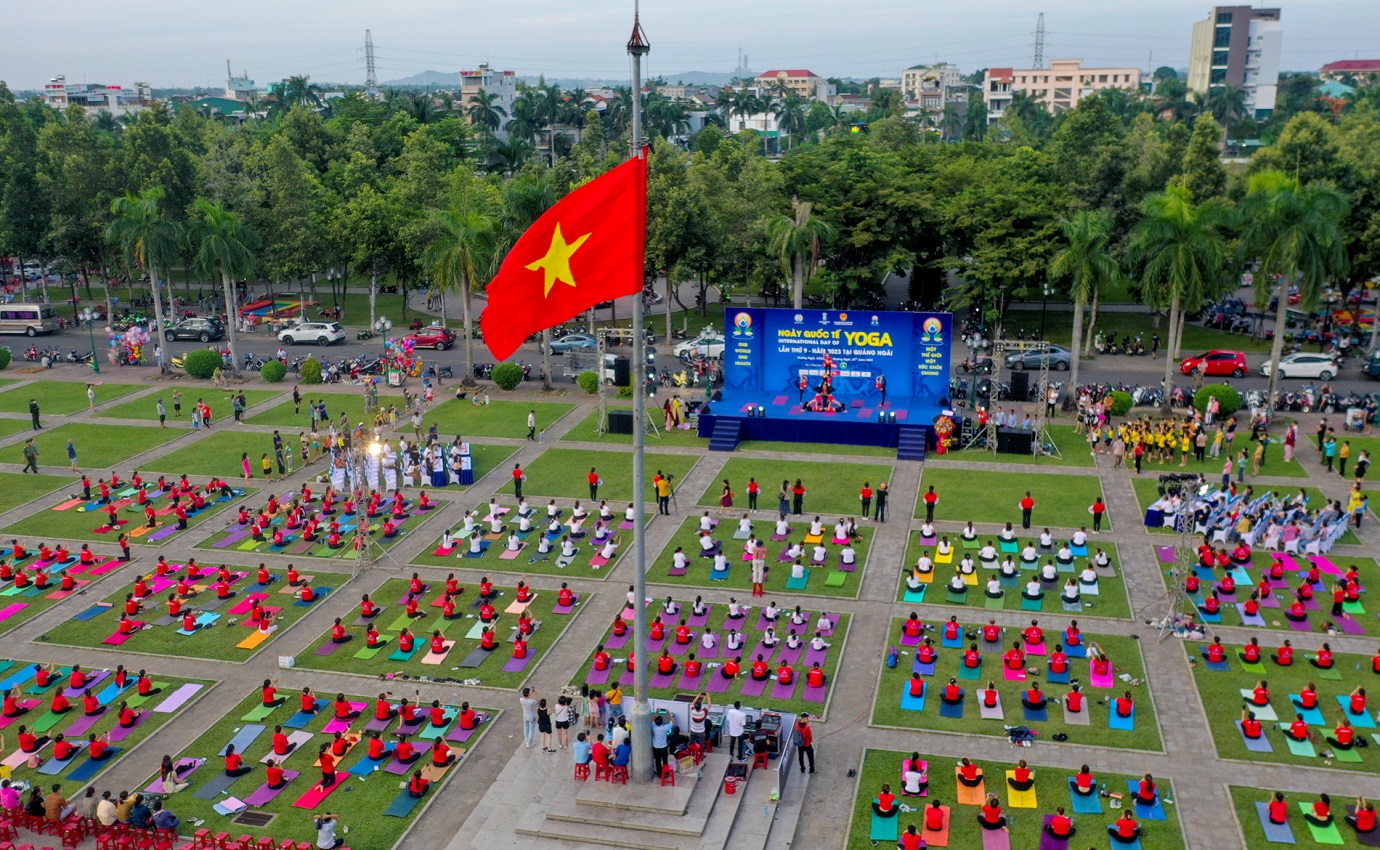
top-left (978, 694), bottom-right (1004, 720)
top-left (146, 757), bottom-right (204, 794)
top-left (1280, 730), bottom-right (1316, 758)
top-left (244, 770), bottom-right (300, 806)
top-left (1256, 801), bottom-right (1296, 844)
top-left (1199, 648), bottom-right (1230, 671)
top-left (958, 661), bottom-right (982, 681)
top-left (1296, 802), bottom-right (1344, 844)
top-left (1128, 780), bottom-right (1166, 820)
top-left (67, 747), bottom-right (120, 781)
top-left (385, 744), bottom-right (434, 775)
top-left (1090, 668), bottom-right (1114, 689)
top-left (979, 826), bottom-right (1011, 850)
top-left (1337, 696), bottom-right (1378, 728)
top-left (503, 652), bottom-right (536, 673)
top-left (1239, 657), bottom-right (1267, 675)
top-left (954, 770), bottom-right (986, 806)
top-left (1348, 807), bottom-right (1380, 847)
top-left (923, 805), bottom-right (951, 847)
top-left (33, 709), bottom-right (72, 734)
top-left (1005, 772), bottom-right (1037, 808)
top-left (323, 704), bottom-right (367, 733)
top-left (1067, 779), bottom-right (1101, 814)
top-left (1108, 704), bottom-right (1135, 731)
top-left (108, 710), bottom-right (151, 742)
top-left (1062, 702), bottom-right (1090, 726)
top-left (869, 808), bottom-right (900, 842)
top-left (222, 723), bottom-right (266, 755)
top-left (446, 715), bottom-right (488, 744)
top-left (153, 683), bottom-right (202, 713)
top-left (291, 771), bottom-right (349, 809)
top-left (37, 745), bottom-right (84, 775)
top-left (1288, 697), bottom-right (1325, 726)
top-left (259, 732), bottom-right (313, 762)
top-left (1022, 703), bottom-right (1049, 722)
top-left (938, 696), bottom-right (964, 718)
top-left (421, 641), bottom-right (457, 665)
top-left (73, 604), bottom-right (108, 622)
top-left (900, 686), bottom-right (927, 712)
top-left (418, 709), bottom-right (458, 740)
top-left (63, 711), bottom-right (105, 737)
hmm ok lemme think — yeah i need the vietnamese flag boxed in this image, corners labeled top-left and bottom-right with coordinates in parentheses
top-left (481, 154), bottom-right (647, 361)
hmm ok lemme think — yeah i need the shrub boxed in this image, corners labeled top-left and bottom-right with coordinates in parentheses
top-left (617, 385), bottom-right (635, 398)
top-left (260, 360), bottom-right (287, 383)
top-left (299, 358), bottom-right (323, 385)
top-left (1108, 390), bottom-right (1133, 417)
top-left (181, 348), bottom-right (221, 379)
top-left (1195, 384), bottom-right (1241, 417)
top-left (577, 371), bottom-right (600, 394)
top-left (0, 347), bottom-right (12, 370)
top-left (491, 362), bottom-right (523, 391)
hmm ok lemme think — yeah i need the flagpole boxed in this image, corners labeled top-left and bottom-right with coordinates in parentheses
top-left (627, 2), bottom-right (653, 784)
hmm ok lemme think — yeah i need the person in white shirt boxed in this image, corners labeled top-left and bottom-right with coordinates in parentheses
top-left (785, 631), bottom-right (803, 650)
top-left (1038, 530), bottom-right (1054, 549)
top-left (919, 521), bottom-right (935, 538)
top-left (610, 722), bottom-right (630, 750)
top-left (743, 536), bottom-right (759, 557)
top-left (571, 502), bottom-right (588, 520)
top-left (906, 570), bottom-right (924, 591)
top-left (663, 597), bottom-right (680, 615)
top-left (700, 629), bottom-right (717, 651)
top-left (599, 537), bottom-right (620, 560)
top-left (536, 535), bottom-right (552, 554)
top-left (809, 517), bottom-right (824, 537)
top-left (1071, 528), bottom-right (1088, 547)
top-left (518, 513), bottom-right (532, 533)
top-left (737, 516), bottom-right (753, 535)
top-left (516, 498), bottom-right (530, 516)
top-left (902, 765), bottom-right (927, 796)
top-left (1040, 561), bottom-right (1058, 582)
top-left (699, 513), bottom-right (715, 532)
top-left (1093, 549), bottom-right (1110, 568)
top-left (1020, 544), bottom-right (1038, 563)
top-left (460, 513), bottom-right (477, 536)
top-left (812, 543), bottom-right (828, 563)
top-left (841, 544), bottom-right (857, 566)
top-left (1061, 578), bottom-right (1081, 604)
top-left (786, 542), bottom-right (804, 560)
top-left (961, 521), bottom-right (977, 540)
top-left (1000, 557), bottom-right (1018, 578)
top-left (915, 554), bottom-right (934, 574)
top-left (672, 549), bottom-right (689, 571)
top-left (568, 516), bottom-right (585, 537)
top-left (949, 572), bottom-right (967, 593)
top-left (936, 537), bottom-right (953, 556)
top-left (1024, 578), bottom-right (1044, 599)
top-left (725, 702), bottom-right (748, 759)
top-left (979, 544), bottom-right (997, 563)
top-left (468, 534), bottom-right (483, 554)
top-left (599, 501), bottom-right (613, 520)
top-left (999, 523), bottom-right (1016, 541)
top-left (763, 602), bottom-right (780, 622)
top-left (712, 552), bottom-right (728, 573)
top-left (727, 599), bottom-right (744, 620)
top-left (816, 612), bottom-right (833, 632)
top-left (506, 533), bottom-right (521, 552)
top-left (699, 533), bottom-right (718, 553)
top-left (833, 520), bottom-right (848, 541)
top-left (489, 515), bottom-right (505, 534)
top-left (486, 498), bottom-right (500, 517)
top-left (592, 523), bottom-right (610, 542)
top-left (791, 607), bottom-right (808, 627)
top-left (775, 517), bottom-right (790, 537)
top-left (692, 597), bottom-right (708, 616)
top-left (761, 627), bottom-right (780, 647)
top-left (791, 560), bottom-right (806, 580)
top-left (546, 501), bottom-right (560, 518)
top-left (1079, 565), bottom-right (1098, 586)
top-left (959, 554), bottom-right (976, 575)
top-left (986, 577), bottom-right (1004, 598)
top-left (726, 629), bottom-right (744, 651)
top-left (1056, 544), bottom-right (1074, 565)
top-left (561, 537), bottom-right (577, 558)
top-left (810, 632), bottom-right (831, 651)
top-left (441, 529), bottom-right (455, 549)
top-left (547, 517), bottom-right (562, 535)
top-left (625, 504), bottom-right (636, 522)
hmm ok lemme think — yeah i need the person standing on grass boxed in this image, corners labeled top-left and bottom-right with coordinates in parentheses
top-left (86, 384), bottom-right (96, 413)
top-left (172, 390), bottom-right (182, 418)
top-left (29, 399), bottom-right (40, 431)
top-left (1020, 491), bottom-right (1035, 529)
top-left (860, 482), bottom-right (873, 519)
top-left (156, 399), bottom-right (167, 428)
top-left (513, 464), bottom-right (525, 500)
top-left (588, 468), bottom-right (600, 500)
top-left (21, 439), bottom-right (38, 474)
top-left (66, 440), bottom-right (77, 472)
top-left (527, 410), bottom-right (536, 441)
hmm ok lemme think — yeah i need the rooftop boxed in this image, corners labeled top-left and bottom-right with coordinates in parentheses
top-left (1320, 59), bottom-right (1380, 73)
top-left (756, 69), bottom-right (820, 80)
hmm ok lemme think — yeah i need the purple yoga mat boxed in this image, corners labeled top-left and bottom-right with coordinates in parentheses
top-left (503, 652), bottom-right (536, 673)
top-left (146, 758), bottom-right (203, 794)
top-left (586, 666), bottom-right (612, 685)
top-left (747, 642), bottom-right (776, 665)
top-left (64, 711), bottom-right (106, 737)
top-left (678, 670), bottom-right (703, 690)
top-left (740, 676), bottom-right (769, 697)
top-left (1155, 546), bottom-right (1176, 564)
top-left (777, 644), bottom-right (804, 666)
top-left (397, 719), bottom-right (424, 737)
top-left (363, 714), bottom-right (395, 733)
top-left (384, 744), bottom-right (433, 774)
top-left (108, 710), bottom-right (151, 743)
top-left (645, 635), bottom-right (667, 652)
top-left (604, 632), bottom-right (630, 650)
top-left (243, 770), bottom-right (300, 806)
top-left (1038, 816), bottom-right (1067, 850)
top-left (153, 683), bottom-right (203, 713)
top-left (669, 637), bottom-right (695, 656)
top-left (980, 826), bottom-right (1012, 850)
top-left (771, 679), bottom-right (797, 700)
top-left (698, 640), bottom-right (719, 659)
top-left (1287, 616), bottom-right (1314, 632)
top-left (63, 671), bottom-right (109, 698)
top-left (776, 550), bottom-right (795, 564)
top-left (1336, 614), bottom-right (1367, 635)
top-left (667, 565), bottom-right (689, 576)
top-left (148, 526), bottom-right (181, 542)
top-left (803, 681), bottom-right (827, 702)
top-left (316, 641), bottom-right (346, 657)
top-left (804, 646), bottom-right (828, 667)
top-left (214, 526), bottom-right (253, 548)
top-left (687, 605), bottom-right (713, 627)
top-left (650, 669), bottom-right (675, 688)
top-left (706, 672), bottom-right (733, 693)
top-left (446, 714), bottom-right (488, 744)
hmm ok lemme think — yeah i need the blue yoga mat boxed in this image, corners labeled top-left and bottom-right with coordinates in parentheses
top-left (1067, 778), bottom-right (1101, 814)
top-left (1109, 705), bottom-right (1135, 731)
top-left (0, 665), bottom-right (35, 690)
top-left (221, 724), bottom-right (265, 756)
top-left (1288, 697), bottom-right (1325, 726)
top-left (1255, 801), bottom-right (1295, 844)
top-left (901, 687), bottom-right (926, 712)
top-left (68, 748), bottom-right (121, 782)
top-left (1128, 780), bottom-right (1167, 820)
top-left (1022, 704), bottom-right (1049, 722)
top-left (73, 605), bottom-right (108, 622)
top-left (1199, 648), bottom-right (1230, 671)
top-left (348, 752), bottom-right (392, 776)
top-left (938, 697), bottom-right (964, 719)
top-left (96, 681), bottom-right (129, 705)
top-left (283, 700), bottom-right (328, 729)
top-left (384, 788), bottom-right (425, 817)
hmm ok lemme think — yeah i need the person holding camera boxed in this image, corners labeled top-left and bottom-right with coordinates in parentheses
top-left (655, 470), bottom-right (674, 515)
top-left (315, 813), bottom-right (345, 849)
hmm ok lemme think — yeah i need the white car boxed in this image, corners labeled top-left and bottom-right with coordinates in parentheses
top-left (279, 321), bottom-right (345, 347)
top-left (1261, 352), bottom-right (1339, 380)
top-left (673, 336), bottom-right (725, 358)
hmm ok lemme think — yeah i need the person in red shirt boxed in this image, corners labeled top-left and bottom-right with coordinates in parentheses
top-left (750, 655), bottom-right (769, 681)
top-left (315, 743), bottom-right (337, 790)
top-left (1003, 643), bottom-right (1026, 671)
top-left (479, 627), bottom-right (496, 651)
top-left (366, 731), bottom-right (390, 761)
top-left (265, 759), bottom-right (287, 789)
top-left (1304, 794), bottom-right (1334, 829)
top-left (981, 620), bottom-right (1001, 643)
top-left (297, 687), bottom-right (319, 715)
top-left (806, 663), bottom-right (825, 688)
top-left (136, 671), bottom-right (158, 697)
top-left (49, 691), bottom-right (70, 715)
top-left (1064, 684), bottom-right (1085, 714)
top-left (432, 738), bottom-right (455, 767)
top-left (478, 602), bottom-right (497, 624)
top-left (1248, 680), bottom-right (1270, 707)
top-left (1296, 683), bottom-right (1318, 711)
top-left (333, 694), bottom-right (359, 721)
top-left (1113, 691), bottom-right (1134, 718)
top-left (398, 629), bottom-right (415, 654)
top-left (1327, 718), bottom-right (1355, 751)
top-left (1240, 638), bottom-right (1262, 665)
top-left (1312, 643), bottom-right (1335, 670)
top-left (51, 733), bottom-right (75, 762)
top-left (684, 654), bottom-right (703, 679)
top-left (261, 679), bottom-right (283, 707)
top-left (941, 678), bottom-right (963, 706)
top-left (1021, 683), bottom-right (1046, 712)
top-left (87, 732), bottom-right (111, 761)
top-left (979, 794), bottom-right (1007, 830)
top-left (1023, 620), bottom-right (1044, 647)
top-left (1240, 709), bottom-right (1263, 739)
top-left (776, 663), bottom-right (794, 685)
top-left (908, 673), bottom-right (926, 699)
top-left (299, 582), bottom-right (316, 602)
top-left (272, 725), bottom-right (296, 756)
top-left (721, 657), bottom-right (741, 680)
top-left (1348, 799), bottom-right (1377, 834)
top-left (1286, 713), bottom-right (1310, 741)
top-left (394, 734), bottom-right (418, 764)
top-left (1019, 492), bottom-right (1035, 529)
top-left (2, 687), bottom-right (27, 719)
top-left (1108, 812), bottom-right (1141, 843)
top-left (1350, 686), bottom-right (1369, 716)
top-left (223, 744), bottom-right (251, 776)
top-left (441, 594), bottom-right (458, 621)
top-left (330, 618), bottom-right (351, 644)
top-left (429, 632), bottom-right (447, 656)
top-left (1266, 791), bottom-right (1289, 825)
top-left (513, 637), bottom-right (528, 659)
top-left (872, 783), bottom-right (898, 818)
top-left (1044, 805), bottom-right (1075, 839)
top-left (81, 690), bottom-right (101, 717)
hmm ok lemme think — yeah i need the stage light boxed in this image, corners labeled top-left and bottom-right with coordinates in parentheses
top-left (877, 411), bottom-right (886, 423)
top-left (889, 412), bottom-right (897, 423)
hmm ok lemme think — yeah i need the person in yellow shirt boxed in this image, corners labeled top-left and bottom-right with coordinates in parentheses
top-left (605, 682), bottom-right (623, 712)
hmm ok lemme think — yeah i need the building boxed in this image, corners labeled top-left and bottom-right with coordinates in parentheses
top-left (901, 63), bottom-right (962, 102)
top-left (1319, 59), bottom-right (1380, 84)
top-left (1188, 6), bottom-right (1283, 117)
top-left (460, 63), bottom-right (518, 136)
top-left (754, 69), bottom-right (834, 101)
top-left (982, 60), bottom-right (1142, 124)
top-left (42, 76), bottom-right (151, 117)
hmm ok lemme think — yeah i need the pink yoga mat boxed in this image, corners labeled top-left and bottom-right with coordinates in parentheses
top-left (1090, 669), bottom-right (1114, 689)
top-left (103, 623), bottom-right (148, 645)
top-left (291, 771), bottom-right (348, 809)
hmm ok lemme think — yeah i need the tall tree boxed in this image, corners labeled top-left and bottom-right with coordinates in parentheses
top-left (766, 198), bottom-right (836, 309)
top-left (0, 88), bottom-right (50, 282)
top-left (107, 188), bottom-right (179, 374)
top-left (425, 208), bottom-right (496, 385)
top-left (1049, 210), bottom-right (1122, 395)
top-left (189, 200), bottom-right (259, 376)
top-left (1238, 171), bottom-right (1350, 406)
top-left (1172, 114), bottom-right (1227, 203)
top-left (465, 89), bottom-right (507, 135)
top-left (1129, 187), bottom-right (1232, 410)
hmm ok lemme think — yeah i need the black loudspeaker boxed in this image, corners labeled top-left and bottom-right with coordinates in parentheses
top-left (607, 410), bottom-right (634, 434)
top-left (613, 357), bottom-right (631, 387)
top-left (1009, 371), bottom-right (1030, 401)
top-left (997, 429), bottom-right (1034, 454)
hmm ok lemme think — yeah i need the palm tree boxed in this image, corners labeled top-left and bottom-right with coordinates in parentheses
top-left (728, 89), bottom-right (760, 133)
top-left (1049, 210), bottom-right (1123, 399)
top-left (1007, 91), bottom-right (1047, 125)
top-left (425, 209), bottom-right (497, 386)
top-left (189, 200), bottom-right (260, 378)
top-left (940, 102), bottom-right (965, 141)
top-left (487, 136), bottom-right (533, 175)
top-left (1130, 186), bottom-right (1233, 411)
top-left (773, 95), bottom-right (808, 151)
top-left (827, 103), bottom-right (851, 132)
top-left (1206, 85), bottom-right (1248, 127)
top-left (504, 97), bottom-right (541, 143)
top-left (466, 89), bottom-right (507, 135)
top-left (281, 75), bottom-right (323, 109)
top-left (107, 188), bottom-right (178, 375)
top-left (767, 198), bottom-right (837, 309)
top-left (1238, 171), bottom-right (1349, 407)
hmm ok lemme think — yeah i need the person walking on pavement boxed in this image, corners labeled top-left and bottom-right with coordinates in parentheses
top-left (793, 713), bottom-right (815, 774)
top-left (875, 483), bottom-right (889, 523)
top-left (519, 688), bottom-right (538, 748)
top-left (1020, 491), bottom-right (1035, 529)
top-left (22, 439), bottom-right (39, 474)
top-left (29, 399), bottom-right (40, 430)
top-left (527, 410), bottom-right (536, 441)
top-left (66, 439), bottom-right (77, 472)
top-left (86, 384), bottom-right (96, 413)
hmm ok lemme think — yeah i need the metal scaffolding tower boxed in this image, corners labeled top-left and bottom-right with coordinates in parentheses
top-left (364, 30), bottom-right (379, 100)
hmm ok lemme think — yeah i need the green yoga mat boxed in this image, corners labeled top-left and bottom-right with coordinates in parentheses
top-left (242, 703), bottom-right (280, 722)
top-left (984, 594), bottom-right (1006, 610)
top-left (961, 538), bottom-right (980, 550)
top-left (870, 808), bottom-right (900, 842)
top-left (1314, 664), bottom-right (1343, 681)
top-left (823, 571), bottom-right (846, 588)
top-left (127, 683), bottom-right (171, 708)
top-left (1343, 600), bottom-right (1366, 615)
top-left (1021, 596), bottom-right (1044, 611)
top-left (390, 646), bottom-right (419, 662)
top-left (353, 639), bottom-right (392, 660)
top-left (1298, 802), bottom-right (1345, 844)
top-left (1332, 744), bottom-right (1363, 763)
top-left (945, 590), bottom-right (968, 604)
top-left (1280, 730), bottom-right (1316, 757)
top-left (386, 611), bottom-right (418, 633)
top-left (786, 570), bottom-right (811, 590)
top-left (1238, 658), bottom-right (1267, 675)
top-left (33, 708), bottom-right (71, 734)
top-left (958, 662), bottom-right (982, 680)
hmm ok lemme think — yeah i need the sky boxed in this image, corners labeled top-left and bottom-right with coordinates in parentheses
top-left (4, 0), bottom-right (1378, 91)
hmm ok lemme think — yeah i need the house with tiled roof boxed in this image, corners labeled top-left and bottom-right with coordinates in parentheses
top-left (754, 69), bottom-right (834, 101)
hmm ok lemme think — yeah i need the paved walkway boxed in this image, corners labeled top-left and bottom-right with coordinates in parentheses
top-left (0, 366), bottom-right (1375, 849)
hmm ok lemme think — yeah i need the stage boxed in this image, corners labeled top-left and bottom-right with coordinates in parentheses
top-left (696, 390), bottom-right (941, 448)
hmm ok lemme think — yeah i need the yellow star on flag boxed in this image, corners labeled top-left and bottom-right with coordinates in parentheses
top-left (526, 223), bottom-right (591, 297)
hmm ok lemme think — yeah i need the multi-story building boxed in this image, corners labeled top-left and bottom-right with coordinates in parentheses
top-left (460, 63), bottom-right (518, 137)
top-left (1188, 6), bottom-right (1282, 117)
top-left (754, 69), bottom-right (835, 101)
top-left (43, 76), bottom-right (151, 117)
top-left (1319, 59), bottom-right (1380, 84)
top-left (982, 60), bottom-right (1141, 124)
top-left (901, 63), bottom-right (962, 102)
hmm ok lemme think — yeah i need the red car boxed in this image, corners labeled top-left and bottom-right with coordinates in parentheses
top-left (1180, 350), bottom-right (1247, 378)
top-left (402, 327), bottom-right (456, 350)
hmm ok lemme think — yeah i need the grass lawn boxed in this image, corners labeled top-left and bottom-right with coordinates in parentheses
top-left (518, 448), bottom-right (701, 503)
top-left (98, 388), bottom-right (284, 421)
top-left (147, 688), bottom-right (495, 848)
top-left (24, 423), bottom-right (179, 472)
top-left (649, 517), bottom-right (871, 599)
top-left (0, 667), bottom-right (212, 790)
top-left (40, 557), bottom-right (333, 659)
top-left (1230, 784), bottom-right (1363, 849)
top-left (915, 468), bottom-right (1111, 530)
top-left (293, 579), bottom-right (575, 689)
top-left (196, 492), bottom-right (447, 561)
top-left (899, 535), bottom-right (1131, 620)
top-left (568, 605), bottom-right (850, 719)
top-left (246, 391), bottom-right (394, 428)
top-left (1123, 439), bottom-right (1308, 479)
top-left (696, 458), bottom-right (895, 517)
top-left (931, 424), bottom-right (1096, 468)
top-left (736, 440), bottom-right (898, 458)
top-left (561, 408), bottom-right (708, 448)
top-left (1190, 641), bottom-right (1380, 773)
top-left (0, 381), bottom-right (144, 416)
top-left (848, 748), bottom-right (1184, 850)
top-left (423, 398), bottom-right (575, 438)
top-left (873, 621), bottom-right (1160, 751)
top-left (0, 418), bottom-right (37, 440)
top-left (1129, 479), bottom-right (1360, 544)
top-left (0, 471), bottom-right (76, 515)
top-left (146, 430), bottom-right (306, 478)
top-left (3, 486), bottom-right (248, 547)
top-left (0, 555), bottom-right (142, 639)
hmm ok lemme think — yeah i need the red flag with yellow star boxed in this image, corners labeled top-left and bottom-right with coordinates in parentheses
top-left (481, 154), bottom-right (647, 361)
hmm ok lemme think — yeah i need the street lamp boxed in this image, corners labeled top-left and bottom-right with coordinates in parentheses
top-left (80, 307), bottom-right (101, 374)
top-left (1039, 283), bottom-right (1053, 342)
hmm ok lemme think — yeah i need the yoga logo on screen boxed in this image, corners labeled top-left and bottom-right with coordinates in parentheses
top-left (731, 312), bottom-right (754, 337)
top-left (921, 317), bottom-right (944, 343)
top-left (793, 313), bottom-right (804, 323)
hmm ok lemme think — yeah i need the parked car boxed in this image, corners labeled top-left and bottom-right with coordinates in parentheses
top-left (1261, 352), bottom-right (1339, 380)
top-left (545, 333), bottom-right (598, 354)
top-left (279, 321), bottom-right (346, 346)
top-left (164, 316), bottom-right (225, 343)
top-left (402, 327), bottom-right (456, 350)
top-left (1003, 344), bottom-right (1071, 371)
top-left (1180, 349), bottom-right (1248, 378)
top-left (673, 336), bottom-right (726, 359)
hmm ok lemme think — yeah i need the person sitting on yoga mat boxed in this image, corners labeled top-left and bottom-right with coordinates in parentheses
top-left (1296, 683), bottom-right (1319, 711)
top-left (1072, 765), bottom-right (1096, 795)
top-left (873, 784), bottom-right (898, 817)
top-left (957, 758), bottom-right (982, 787)
top-left (726, 630), bottom-right (744, 652)
top-left (653, 650), bottom-right (676, 678)
top-left (1184, 572), bottom-right (1201, 595)
top-left (1134, 774), bottom-right (1158, 806)
top-left (980, 682), bottom-right (999, 710)
top-left (1240, 709), bottom-right (1263, 739)
top-left (936, 537), bottom-right (952, 557)
top-left (1023, 621), bottom-right (1044, 647)
top-left (1328, 717), bottom-right (1355, 750)
top-left (908, 674), bottom-right (926, 699)
top-left (478, 600), bottom-right (497, 623)
top-left (1348, 798), bottom-right (1377, 833)
top-left (1060, 578), bottom-right (1081, 604)
top-left (902, 761), bottom-right (927, 796)
top-left (1049, 646), bottom-right (1069, 676)
top-left (1043, 804), bottom-right (1075, 840)
top-left (1022, 578), bottom-right (1044, 601)
top-left (762, 628), bottom-right (780, 649)
top-left (986, 577), bottom-right (1004, 599)
top-left (1218, 572), bottom-right (1237, 596)
top-left (1302, 793), bottom-right (1334, 829)
top-left (650, 617), bottom-right (666, 642)
top-left (1350, 686), bottom-right (1369, 716)
top-left (1000, 557), bottom-right (1019, 578)
top-left (749, 654), bottom-right (771, 681)
top-left (903, 614), bottom-right (923, 639)
top-left (785, 630), bottom-right (803, 651)
top-left (1199, 590), bottom-right (1222, 617)
top-left (1079, 563), bottom-right (1098, 586)
top-left (963, 645), bottom-right (981, 670)
top-left (941, 679), bottom-right (963, 705)
top-left (1056, 544), bottom-right (1074, 565)
top-left (776, 662), bottom-right (794, 685)
top-left (393, 734), bottom-right (419, 765)
top-left (1286, 713), bottom-right (1310, 741)
top-left (959, 554), bottom-right (976, 575)
top-left (368, 625), bottom-right (385, 648)
top-left (719, 657), bottom-right (741, 681)
top-left (1108, 812), bottom-right (1141, 844)
top-left (333, 694), bottom-right (359, 721)
top-left (1021, 684), bottom-right (1047, 712)
top-left (223, 744), bottom-right (251, 777)
top-left (1004, 643), bottom-right (1025, 671)
top-left (1092, 653), bottom-right (1112, 680)
top-left (430, 632), bottom-right (447, 655)
top-left (1039, 561), bottom-right (1058, 583)
top-left (1064, 684), bottom-right (1085, 714)
top-left (1311, 643), bottom-right (1336, 670)
top-left (915, 639), bottom-right (934, 664)
top-left (441, 594), bottom-right (459, 621)
top-left (263, 759), bottom-right (288, 790)
top-left (978, 794), bottom-right (1006, 830)
top-left (1020, 542), bottom-right (1038, 563)
top-left (260, 678), bottom-right (283, 708)
top-left (512, 636), bottom-right (528, 659)
top-left (1247, 680), bottom-right (1271, 708)
top-left (701, 629), bottom-right (718, 653)
top-left (1114, 692), bottom-right (1134, 718)
top-left (330, 618), bottom-right (351, 644)
top-left (272, 726), bottom-right (297, 757)
top-left (948, 572), bottom-right (967, 595)
top-left (1266, 791), bottom-right (1289, 825)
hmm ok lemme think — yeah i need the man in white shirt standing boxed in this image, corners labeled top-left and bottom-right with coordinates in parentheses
top-left (527, 410), bottom-right (537, 441)
top-left (725, 701), bottom-right (748, 760)
top-left (519, 688), bottom-right (539, 748)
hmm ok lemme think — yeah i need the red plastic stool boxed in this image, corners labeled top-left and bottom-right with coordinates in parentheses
top-left (279, 842), bottom-right (297, 850)
top-left (256, 839), bottom-right (274, 850)
top-left (688, 743), bottom-right (704, 765)
top-left (660, 765), bottom-right (676, 786)
top-left (0, 822), bottom-right (15, 842)
top-left (573, 763), bottom-right (590, 781)
top-left (752, 752), bottom-right (770, 771)
top-left (593, 762), bottom-right (612, 782)
top-left (609, 764), bottom-right (629, 785)
top-left (191, 833), bottom-right (214, 850)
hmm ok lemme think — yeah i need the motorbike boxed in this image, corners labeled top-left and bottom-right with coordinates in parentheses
top-left (671, 370), bottom-right (691, 388)
top-left (65, 350), bottom-right (92, 364)
top-left (22, 345), bottom-right (40, 362)
top-left (318, 306), bottom-right (342, 320)
top-left (242, 353), bottom-right (265, 372)
top-left (356, 329), bottom-right (374, 341)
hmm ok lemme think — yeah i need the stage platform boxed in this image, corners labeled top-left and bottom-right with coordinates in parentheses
top-left (697, 391), bottom-right (939, 449)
